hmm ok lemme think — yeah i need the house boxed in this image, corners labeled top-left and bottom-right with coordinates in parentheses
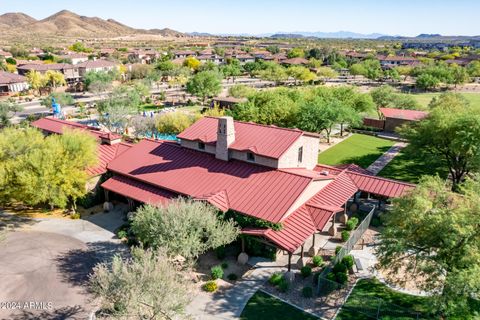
top-left (281, 57), bottom-right (310, 66)
top-left (76, 59), bottom-right (119, 77)
top-left (98, 116), bottom-right (414, 268)
top-left (0, 50), bottom-right (12, 59)
top-left (0, 71), bottom-right (29, 94)
top-left (31, 117), bottom-right (132, 189)
top-left (211, 97), bottom-right (247, 109)
top-left (173, 50), bottom-right (196, 59)
top-left (58, 53), bottom-right (89, 65)
top-left (379, 107), bottom-right (428, 132)
top-left (17, 63), bottom-right (81, 84)
top-left (196, 54), bottom-right (224, 65)
top-left (378, 56), bottom-right (418, 68)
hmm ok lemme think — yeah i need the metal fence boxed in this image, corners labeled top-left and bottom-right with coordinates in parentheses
top-left (317, 206), bottom-right (375, 294)
top-left (333, 206), bottom-right (375, 266)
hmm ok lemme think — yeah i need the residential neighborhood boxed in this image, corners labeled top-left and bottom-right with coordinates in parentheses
top-left (1, 1), bottom-right (480, 320)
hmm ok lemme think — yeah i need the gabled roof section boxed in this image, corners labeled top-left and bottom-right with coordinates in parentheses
top-left (379, 108), bottom-right (428, 121)
top-left (107, 139), bottom-right (314, 223)
top-left (195, 190), bottom-right (230, 212)
top-left (347, 172), bottom-right (415, 198)
top-left (102, 175), bottom-right (174, 205)
top-left (177, 117), bottom-right (312, 159)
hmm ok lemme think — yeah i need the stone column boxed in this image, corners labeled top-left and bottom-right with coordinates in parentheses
top-left (328, 214), bottom-right (336, 236)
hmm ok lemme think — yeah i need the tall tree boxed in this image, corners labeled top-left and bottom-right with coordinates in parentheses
top-left (26, 70), bottom-right (46, 94)
top-left (185, 71), bottom-right (222, 104)
top-left (378, 176), bottom-right (480, 317)
top-left (44, 70), bottom-right (66, 88)
top-left (130, 199), bottom-right (239, 260)
top-left (400, 101), bottom-right (480, 190)
top-left (297, 96), bottom-right (341, 143)
top-left (0, 127), bottom-right (97, 210)
top-left (287, 66), bottom-right (316, 84)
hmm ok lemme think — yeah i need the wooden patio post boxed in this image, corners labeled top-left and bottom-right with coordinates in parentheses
top-left (300, 244), bottom-right (304, 260)
top-left (288, 252), bottom-right (292, 272)
top-left (104, 189), bottom-right (109, 202)
top-left (241, 236), bottom-right (245, 253)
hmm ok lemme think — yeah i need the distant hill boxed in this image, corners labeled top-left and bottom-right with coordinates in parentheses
top-left (0, 10), bottom-right (185, 38)
top-left (0, 12), bottom-right (36, 28)
top-left (271, 33), bottom-right (305, 39)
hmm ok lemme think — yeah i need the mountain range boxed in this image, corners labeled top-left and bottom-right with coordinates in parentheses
top-left (0, 10), bottom-right (186, 38)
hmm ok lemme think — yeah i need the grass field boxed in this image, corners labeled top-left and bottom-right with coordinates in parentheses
top-left (377, 145), bottom-right (448, 183)
top-left (317, 134), bottom-right (394, 169)
top-left (336, 278), bottom-right (431, 320)
top-left (409, 92), bottom-right (480, 109)
top-left (240, 291), bottom-right (318, 320)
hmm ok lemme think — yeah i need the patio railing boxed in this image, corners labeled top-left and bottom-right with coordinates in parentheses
top-left (317, 206), bottom-right (375, 294)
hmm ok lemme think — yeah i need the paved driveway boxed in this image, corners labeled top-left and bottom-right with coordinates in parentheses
top-left (0, 231), bottom-right (95, 319)
top-left (0, 208), bottom-right (128, 319)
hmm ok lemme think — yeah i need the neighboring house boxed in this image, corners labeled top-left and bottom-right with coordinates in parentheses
top-left (58, 53), bottom-right (89, 65)
top-left (31, 117), bottom-right (132, 190)
top-left (128, 49), bottom-right (160, 64)
top-left (97, 116), bottom-right (414, 267)
top-left (211, 97), bottom-right (247, 109)
top-left (196, 54), bottom-right (224, 65)
top-left (281, 57), bottom-right (310, 66)
top-left (378, 56), bottom-right (418, 68)
top-left (0, 50), bottom-right (13, 59)
top-left (233, 54), bottom-right (255, 64)
top-left (379, 107), bottom-right (428, 132)
top-left (17, 63), bottom-right (81, 84)
top-left (173, 50), bottom-right (196, 59)
top-left (0, 71), bottom-right (29, 94)
top-left (76, 59), bottom-right (119, 77)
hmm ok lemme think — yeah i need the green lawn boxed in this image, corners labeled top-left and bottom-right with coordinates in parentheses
top-left (336, 278), bottom-right (432, 320)
top-left (317, 134), bottom-right (395, 169)
top-left (240, 291), bottom-right (318, 320)
top-left (377, 145), bottom-right (448, 183)
top-left (409, 92), bottom-right (480, 109)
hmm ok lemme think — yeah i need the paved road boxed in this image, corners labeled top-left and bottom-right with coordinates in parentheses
top-left (0, 207), bottom-right (128, 320)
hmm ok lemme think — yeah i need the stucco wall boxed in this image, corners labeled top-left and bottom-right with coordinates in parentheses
top-left (278, 135), bottom-right (319, 170)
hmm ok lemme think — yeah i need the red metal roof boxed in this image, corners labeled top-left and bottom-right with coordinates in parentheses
top-left (177, 117), bottom-right (309, 159)
top-left (347, 172), bottom-right (415, 198)
top-left (102, 175), bottom-right (174, 205)
top-left (379, 108), bottom-right (428, 121)
top-left (32, 117), bottom-right (131, 177)
top-left (242, 205), bottom-right (317, 253)
top-left (107, 139), bottom-right (314, 223)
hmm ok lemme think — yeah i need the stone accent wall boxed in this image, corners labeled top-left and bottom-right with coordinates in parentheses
top-left (384, 118), bottom-right (414, 133)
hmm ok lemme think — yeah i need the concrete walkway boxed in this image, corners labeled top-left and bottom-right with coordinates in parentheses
top-left (366, 142), bottom-right (407, 175)
top-left (187, 258), bottom-right (286, 320)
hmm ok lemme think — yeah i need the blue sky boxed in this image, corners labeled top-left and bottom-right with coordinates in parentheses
top-left (1, 0), bottom-right (478, 36)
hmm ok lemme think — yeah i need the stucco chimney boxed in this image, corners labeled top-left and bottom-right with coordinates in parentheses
top-left (215, 116), bottom-right (235, 161)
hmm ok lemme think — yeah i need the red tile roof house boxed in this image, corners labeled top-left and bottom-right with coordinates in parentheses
top-left (31, 117), bottom-right (132, 191)
top-left (92, 116), bottom-right (412, 269)
top-left (0, 71), bottom-right (29, 95)
top-left (379, 107), bottom-right (429, 132)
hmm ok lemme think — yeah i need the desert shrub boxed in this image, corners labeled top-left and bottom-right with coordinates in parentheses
top-left (326, 272), bottom-right (336, 282)
top-left (302, 286), bottom-right (313, 298)
top-left (117, 230), bottom-right (128, 239)
top-left (203, 280), bottom-right (218, 292)
top-left (312, 255), bottom-right (324, 267)
top-left (211, 265), bottom-right (224, 280)
top-left (335, 246), bottom-right (342, 255)
top-left (227, 273), bottom-right (238, 281)
top-left (345, 217), bottom-right (359, 231)
top-left (301, 266), bottom-right (312, 278)
top-left (278, 278), bottom-right (289, 292)
top-left (221, 262), bottom-right (229, 269)
top-left (70, 213), bottom-right (81, 219)
top-left (371, 217), bottom-right (381, 228)
top-left (341, 230), bottom-right (350, 242)
top-left (336, 272), bottom-right (348, 284)
top-left (215, 246), bottom-right (226, 259)
top-left (333, 262), bottom-right (348, 274)
top-left (342, 255), bottom-right (355, 269)
top-left (269, 273), bottom-right (283, 285)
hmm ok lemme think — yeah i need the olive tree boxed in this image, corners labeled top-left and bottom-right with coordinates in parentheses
top-left (130, 198), bottom-right (239, 260)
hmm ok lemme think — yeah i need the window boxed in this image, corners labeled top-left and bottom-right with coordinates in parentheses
top-left (298, 146), bottom-right (303, 163)
top-left (198, 142), bottom-right (205, 150)
top-left (247, 152), bottom-right (255, 162)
